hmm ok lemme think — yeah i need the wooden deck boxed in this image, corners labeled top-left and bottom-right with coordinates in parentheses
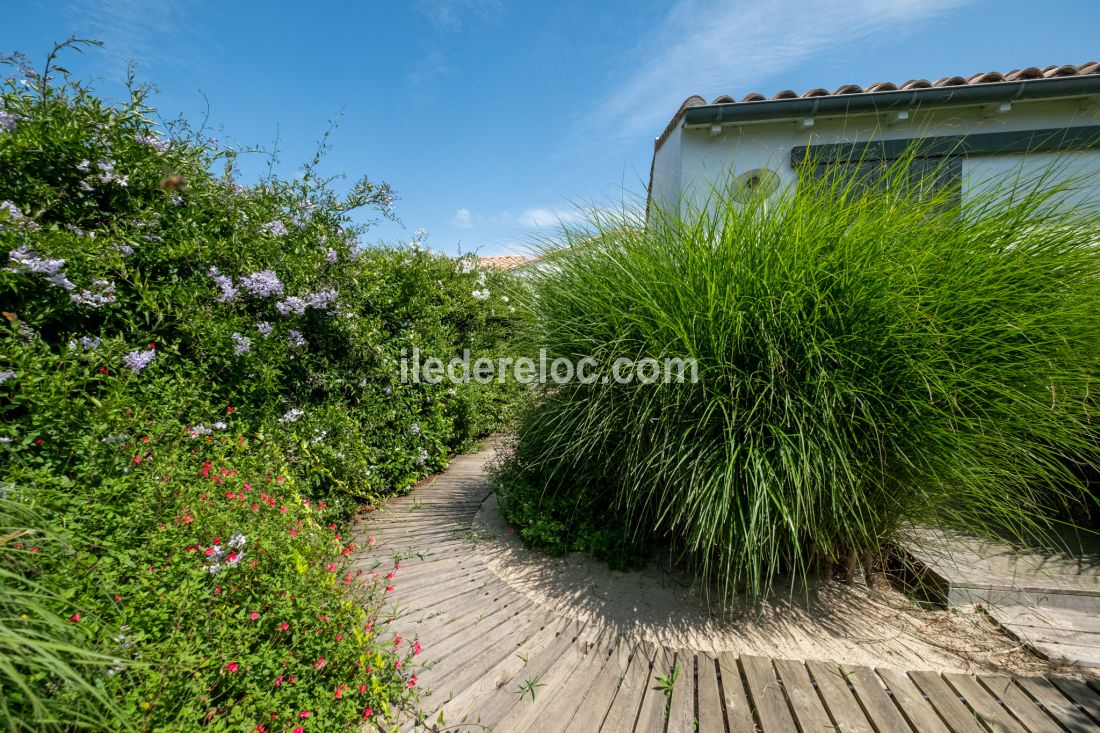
top-left (354, 451), bottom-right (1100, 732)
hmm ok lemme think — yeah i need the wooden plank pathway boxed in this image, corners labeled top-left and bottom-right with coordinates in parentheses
top-left (353, 450), bottom-right (1100, 732)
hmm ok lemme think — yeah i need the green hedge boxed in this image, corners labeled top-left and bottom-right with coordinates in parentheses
top-left (1, 49), bottom-right (519, 731)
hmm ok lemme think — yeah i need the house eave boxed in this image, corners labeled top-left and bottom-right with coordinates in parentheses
top-left (660, 76), bottom-right (1100, 152)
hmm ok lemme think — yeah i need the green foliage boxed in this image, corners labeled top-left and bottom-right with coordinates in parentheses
top-left (0, 46), bottom-right (519, 730)
top-left (496, 156), bottom-right (1100, 604)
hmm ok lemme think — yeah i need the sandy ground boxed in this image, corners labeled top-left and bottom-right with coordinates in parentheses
top-left (470, 492), bottom-right (1068, 676)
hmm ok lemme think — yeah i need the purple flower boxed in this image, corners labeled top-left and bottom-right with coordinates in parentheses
top-left (134, 133), bottom-right (170, 152)
top-left (206, 267), bottom-right (238, 302)
top-left (261, 220), bottom-right (288, 237)
top-left (1, 202), bottom-right (39, 232)
top-left (276, 288), bottom-right (338, 315)
top-left (78, 336), bottom-right (101, 351)
top-left (275, 296), bottom-right (307, 316)
top-left (304, 288), bottom-right (338, 310)
top-left (231, 332), bottom-right (251, 355)
top-left (239, 270), bottom-right (284, 298)
top-left (9, 246), bottom-right (67, 279)
top-left (256, 321), bottom-right (273, 336)
top-left (325, 248), bottom-right (338, 265)
top-left (288, 330), bottom-right (307, 349)
top-left (122, 349), bottom-right (156, 373)
top-left (71, 279), bottom-right (117, 308)
top-left (0, 370), bottom-right (15, 385)
top-left (114, 243), bottom-right (134, 257)
top-left (0, 107), bottom-right (23, 133)
top-left (409, 423), bottom-right (421, 436)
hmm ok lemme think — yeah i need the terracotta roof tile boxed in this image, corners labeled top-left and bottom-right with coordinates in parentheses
top-left (690, 61), bottom-right (1099, 111)
top-left (654, 61), bottom-right (1100, 157)
top-left (476, 255), bottom-right (529, 270)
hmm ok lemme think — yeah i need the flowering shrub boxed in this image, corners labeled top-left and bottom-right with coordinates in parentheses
top-left (0, 44), bottom-right (520, 730)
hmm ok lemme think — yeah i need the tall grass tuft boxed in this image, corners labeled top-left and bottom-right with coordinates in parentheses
top-left (496, 157), bottom-right (1100, 604)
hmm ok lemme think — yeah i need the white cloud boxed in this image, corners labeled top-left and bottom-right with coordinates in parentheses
top-left (62, 0), bottom-right (217, 75)
top-left (452, 207), bottom-right (474, 228)
top-left (587, 0), bottom-right (968, 143)
top-left (415, 0), bottom-right (502, 31)
top-left (518, 207), bottom-right (582, 228)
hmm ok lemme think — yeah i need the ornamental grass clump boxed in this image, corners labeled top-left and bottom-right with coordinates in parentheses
top-left (497, 157), bottom-right (1100, 604)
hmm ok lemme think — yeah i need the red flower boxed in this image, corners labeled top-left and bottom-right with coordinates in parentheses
top-left (299, 710), bottom-right (310, 719)
top-left (205, 547), bottom-right (216, 556)
top-left (114, 594), bottom-right (122, 602)
top-left (226, 662), bottom-right (239, 673)
top-left (99, 366), bottom-right (109, 374)
top-left (35, 438), bottom-right (43, 445)
top-left (293, 728), bottom-right (303, 733)
top-left (359, 683), bottom-right (367, 694)
top-left (214, 587), bottom-right (222, 595)
top-left (142, 436), bottom-right (151, 443)
top-left (413, 640), bottom-right (422, 656)
top-left (334, 686), bottom-right (342, 700)
top-left (250, 611), bottom-right (260, 621)
top-left (69, 612), bottom-right (80, 622)
top-left (279, 622), bottom-right (289, 631)
top-left (385, 585), bottom-right (394, 593)
top-left (313, 657), bottom-right (326, 670)
top-left (133, 455), bottom-right (143, 464)
top-left (363, 707), bottom-right (373, 719)
top-left (326, 564), bottom-right (336, 572)
top-left (226, 406), bottom-right (234, 414)
top-left (148, 342), bottom-right (155, 349)
top-left (408, 674), bottom-right (418, 687)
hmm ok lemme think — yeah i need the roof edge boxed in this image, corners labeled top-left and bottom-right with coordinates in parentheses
top-left (654, 75), bottom-right (1100, 154)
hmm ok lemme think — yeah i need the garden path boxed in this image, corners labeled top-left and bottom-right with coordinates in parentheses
top-left (354, 447), bottom-right (1100, 732)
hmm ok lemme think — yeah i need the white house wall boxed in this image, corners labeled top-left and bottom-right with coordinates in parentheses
top-left (664, 98), bottom-right (1100, 216)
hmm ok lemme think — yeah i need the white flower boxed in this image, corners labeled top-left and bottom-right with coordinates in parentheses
top-left (280, 408), bottom-right (304, 423)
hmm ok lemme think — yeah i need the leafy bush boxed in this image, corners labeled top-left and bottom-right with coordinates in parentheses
top-left (1, 43), bottom-right (520, 730)
top-left (496, 159), bottom-right (1100, 603)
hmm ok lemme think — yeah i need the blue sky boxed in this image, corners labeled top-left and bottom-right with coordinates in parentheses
top-left (4, 1), bottom-right (1099, 255)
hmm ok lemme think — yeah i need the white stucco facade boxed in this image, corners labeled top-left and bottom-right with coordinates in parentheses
top-left (650, 95), bottom-right (1100, 217)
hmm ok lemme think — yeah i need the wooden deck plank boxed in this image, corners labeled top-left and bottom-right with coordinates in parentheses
top-left (667, 649), bottom-right (696, 733)
top-left (806, 660), bottom-right (875, 733)
top-left (1047, 677), bottom-right (1100, 726)
top-left (978, 675), bottom-right (1066, 733)
top-left (716, 652), bottom-right (759, 733)
top-left (943, 672), bottom-right (1028, 733)
top-left (773, 657), bottom-right (834, 732)
top-left (634, 644), bottom-right (676, 733)
top-left (909, 670), bottom-right (986, 733)
top-left (600, 643), bottom-right (656, 732)
top-left (493, 626), bottom-right (613, 733)
top-left (430, 616), bottom-right (583, 728)
top-left (842, 664), bottom-right (915, 732)
top-left (695, 652), bottom-right (726, 733)
top-left (742, 655), bottom-right (797, 732)
top-left (876, 668), bottom-right (951, 733)
top-left (565, 638), bottom-right (637, 732)
top-left (1013, 676), bottom-right (1099, 732)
